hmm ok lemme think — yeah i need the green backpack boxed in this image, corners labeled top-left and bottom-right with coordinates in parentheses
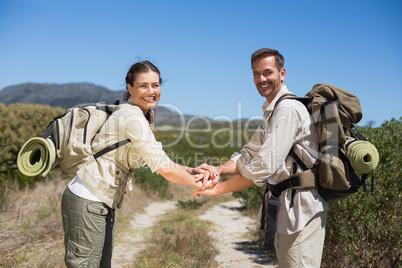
top-left (267, 83), bottom-right (379, 202)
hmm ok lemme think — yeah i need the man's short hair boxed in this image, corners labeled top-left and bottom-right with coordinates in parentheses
top-left (251, 48), bottom-right (285, 71)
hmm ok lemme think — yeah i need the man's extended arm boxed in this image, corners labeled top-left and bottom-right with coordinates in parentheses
top-left (193, 160), bottom-right (240, 188)
top-left (216, 160), bottom-right (240, 176)
top-left (193, 174), bottom-right (255, 197)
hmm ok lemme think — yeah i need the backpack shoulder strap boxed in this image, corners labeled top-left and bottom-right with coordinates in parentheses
top-left (349, 123), bottom-right (366, 141)
top-left (272, 93), bottom-right (297, 109)
top-left (42, 113), bottom-right (65, 138)
top-left (266, 94), bottom-right (316, 199)
top-left (271, 93), bottom-right (312, 116)
top-left (93, 139), bottom-right (131, 159)
top-left (288, 149), bottom-right (308, 171)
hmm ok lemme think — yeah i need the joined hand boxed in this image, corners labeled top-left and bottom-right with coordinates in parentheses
top-left (192, 163), bottom-right (220, 189)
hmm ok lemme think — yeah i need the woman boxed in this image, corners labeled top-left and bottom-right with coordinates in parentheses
top-left (61, 60), bottom-right (202, 267)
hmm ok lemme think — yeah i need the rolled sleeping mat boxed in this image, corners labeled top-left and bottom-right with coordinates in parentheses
top-left (17, 137), bottom-right (56, 177)
top-left (346, 136), bottom-right (379, 176)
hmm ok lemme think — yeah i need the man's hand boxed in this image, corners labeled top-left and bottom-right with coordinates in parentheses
top-left (193, 183), bottom-right (220, 197)
top-left (194, 174), bottom-right (255, 198)
top-left (193, 163), bottom-right (220, 189)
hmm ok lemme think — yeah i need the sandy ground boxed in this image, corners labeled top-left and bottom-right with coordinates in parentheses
top-left (112, 199), bottom-right (277, 268)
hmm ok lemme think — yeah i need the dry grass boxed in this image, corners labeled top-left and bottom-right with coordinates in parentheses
top-left (0, 176), bottom-right (222, 267)
top-left (0, 176), bottom-right (169, 267)
top-left (133, 209), bottom-right (219, 268)
top-left (0, 177), bottom-right (67, 267)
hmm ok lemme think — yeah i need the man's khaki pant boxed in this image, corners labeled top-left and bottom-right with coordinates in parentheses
top-left (275, 211), bottom-right (327, 268)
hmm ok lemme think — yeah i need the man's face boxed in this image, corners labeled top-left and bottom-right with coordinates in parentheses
top-left (252, 56), bottom-right (286, 102)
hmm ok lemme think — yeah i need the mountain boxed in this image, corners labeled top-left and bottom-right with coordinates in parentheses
top-left (0, 82), bottom-right (261, 128)
top-left (0, 82), bottom-right (125, 108)
top-left (0, 82), bottom-right (210, 126)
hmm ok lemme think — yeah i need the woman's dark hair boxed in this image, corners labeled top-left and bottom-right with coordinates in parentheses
top-left (251, 48), bottom-right (285, 71)
top-left (123, 60), bottom-right (163, 101)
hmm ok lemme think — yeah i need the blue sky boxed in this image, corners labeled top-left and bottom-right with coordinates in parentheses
top-left (1, 0), bottom-right (401, 127)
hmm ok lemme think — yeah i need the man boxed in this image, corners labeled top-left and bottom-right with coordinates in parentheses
top-left (194, 48), bottom-right (329, 267)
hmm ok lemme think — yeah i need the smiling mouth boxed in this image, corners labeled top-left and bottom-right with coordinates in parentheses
top-left (143, 96), bottom-right (155, 102)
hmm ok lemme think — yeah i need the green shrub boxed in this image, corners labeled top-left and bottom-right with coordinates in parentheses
top-left (176, 199), bottom-right (205, 210)
top-left (322, 118), bottom-right (401, 267)
top-left (132, 166), bottom-right (171, 198)
top-left (0, 103), bottom-right (64, 169)
top-left (232, 185), bottom-right (264, 210)
top-left (230, 118), bottom-right (401, 267)
top-left (0, 103), bottom-right (64, 188)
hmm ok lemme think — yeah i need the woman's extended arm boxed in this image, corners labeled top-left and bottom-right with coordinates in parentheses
top-left (158, 161), bottom-right (203, 189)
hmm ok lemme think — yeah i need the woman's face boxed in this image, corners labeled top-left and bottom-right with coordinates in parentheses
top-left (127, 71), bottom-right (161, 114)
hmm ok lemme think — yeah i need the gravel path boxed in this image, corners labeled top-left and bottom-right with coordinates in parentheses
top-left (112, 199), bottom-right (277, 267)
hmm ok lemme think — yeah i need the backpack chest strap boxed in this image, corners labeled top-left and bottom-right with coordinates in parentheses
top-left (268, 149), bottom-right (317, 198)
top-left (268, 176), bottom-right (302, 198)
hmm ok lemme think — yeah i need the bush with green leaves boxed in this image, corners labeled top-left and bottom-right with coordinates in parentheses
top-left (132, 166), bottom-right (171, 198)
top-left (0, 103), bottom-right (64, 169)
top-left (0, 103), bottom-right (64, 187)
top-left (176, 199), bottom-right (206, 210)
top-left (231, 118), bottom-right (401, 267)
top-left (322, 118), bottom-right (401, 267)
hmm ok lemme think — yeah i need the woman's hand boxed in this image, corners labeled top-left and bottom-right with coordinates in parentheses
top-left (193, 163), bottom-right (220, 189)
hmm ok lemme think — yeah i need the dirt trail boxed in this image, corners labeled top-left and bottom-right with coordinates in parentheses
top-left (111, 200), bottom-right (177, 267)
top-left (112, 199), bottom-right (277, 267)
top-left (199, 199), bottom-right (277, 268)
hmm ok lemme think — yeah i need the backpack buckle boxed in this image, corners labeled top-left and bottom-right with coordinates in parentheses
top-left (267, 183), bottom-right (281, 198)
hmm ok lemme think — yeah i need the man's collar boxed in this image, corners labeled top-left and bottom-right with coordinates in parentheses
top-left (261, 85), bottom-right (289, 112)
